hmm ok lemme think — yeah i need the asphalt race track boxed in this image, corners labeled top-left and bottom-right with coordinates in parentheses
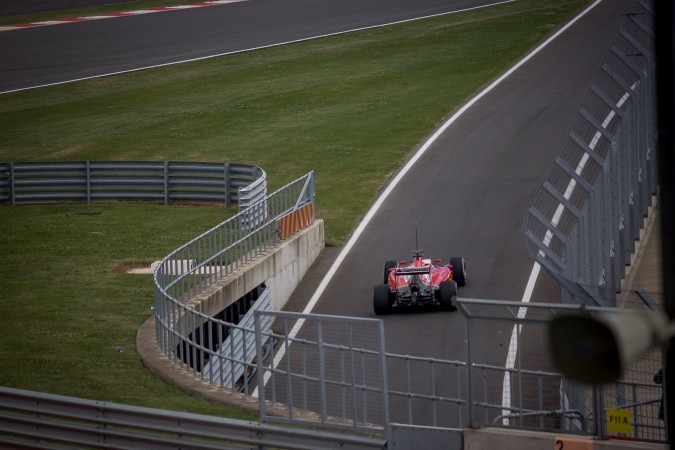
top-left (0, 0), bottom-right (504, 92)
top-left (2, 0), bottom-right (639, 427)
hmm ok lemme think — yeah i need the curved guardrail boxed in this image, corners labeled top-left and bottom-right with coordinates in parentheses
top-left (0, 161), bottom-right (266, 206)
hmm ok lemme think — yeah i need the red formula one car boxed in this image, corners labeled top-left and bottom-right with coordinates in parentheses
top-left (373, 249), bottom-right (466, 315)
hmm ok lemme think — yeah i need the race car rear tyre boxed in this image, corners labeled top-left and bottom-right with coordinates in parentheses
top-left (449, 257), bottom-right (467, 287)
top-left (384, 260), bottom-right (397, 284)
top-left (438, 280), bottom-right (458, 311)
top-left (374, 284), bottom-right (393, 315)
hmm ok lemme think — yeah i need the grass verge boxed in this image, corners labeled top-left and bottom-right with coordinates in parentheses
top-left (0, 0), bottom-right (585, 417)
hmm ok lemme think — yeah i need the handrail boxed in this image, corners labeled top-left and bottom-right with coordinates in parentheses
top-left (152, 172), bottom-right (316, 396)
top-left (154, 171), bottom-right (314, 302)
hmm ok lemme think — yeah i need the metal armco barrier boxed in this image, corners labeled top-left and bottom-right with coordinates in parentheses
top-left (523, 0), bottom-right (656, 307)
top-left (0, 386), bottom-right (386, 450)
top-left (0, 160), bottom-right (266, 206)
top-left (237, 165), bottom-right (267, 210)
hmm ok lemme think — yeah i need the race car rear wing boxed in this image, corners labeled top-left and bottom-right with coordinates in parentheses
top-left (394, 266), bottom-right (431, 276)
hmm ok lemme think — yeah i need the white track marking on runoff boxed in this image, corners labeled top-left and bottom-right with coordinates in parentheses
top-left (256, 0), bottom-right (612, 398)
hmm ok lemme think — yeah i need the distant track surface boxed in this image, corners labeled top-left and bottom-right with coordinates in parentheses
top-left (0, 0), bottom-right (506, 92)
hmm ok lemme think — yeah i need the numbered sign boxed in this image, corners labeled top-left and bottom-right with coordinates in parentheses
top-left (606, 408), bottom-right (631, 435)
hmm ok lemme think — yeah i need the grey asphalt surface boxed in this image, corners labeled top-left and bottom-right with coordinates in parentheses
top-left (0, 0), bottom-right (502, 92)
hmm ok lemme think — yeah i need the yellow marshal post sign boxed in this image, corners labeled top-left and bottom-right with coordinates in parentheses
top-left (606, 408), bottom-right (631, 435)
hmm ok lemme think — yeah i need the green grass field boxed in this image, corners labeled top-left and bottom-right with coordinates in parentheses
top-left (0, 0), bottom-right (585, 418)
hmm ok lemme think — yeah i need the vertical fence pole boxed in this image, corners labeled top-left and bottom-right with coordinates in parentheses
top-left (316, 319), bottom-right (328, 424)
top-left (378, 319), bottom-right (391, 444)
top-left (254, 311), bottom-right (266, 417)
top-left (9, 162), bottom-right (15, 206)
top-left (348, 323), bottom-right (358, 428)
top-left (593, 384), bottom-right (604, 438)
top-left (86, 161), bottom-right (91, 204)
top-left (466, 313), bottom-right (474, 427)
top-left (456, 364), bottom-right (464, 427)
top-left (224, 163), bottom-right (230, 207)
top-left (164, 161), bottom-right (169, 206)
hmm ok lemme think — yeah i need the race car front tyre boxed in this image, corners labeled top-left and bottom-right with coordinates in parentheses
top-left (449, 257), bottom-right (467, 287)
top-left (374, 284), bottom-right (393, 315)
top-left (438, 280), bottom-right (458, 311)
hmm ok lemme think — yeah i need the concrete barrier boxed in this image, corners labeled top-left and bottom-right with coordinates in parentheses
top-left (188, 219), bottom-right (324, 317)
top-left (464, 427), bottom-right (668, 450)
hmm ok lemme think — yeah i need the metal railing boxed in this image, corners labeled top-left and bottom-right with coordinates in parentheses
top-left (254, 311), bottom-right (389, 435)
top-left (457, 298), bottom-right (666, 443)
top-left (385, 352), bottom-right (466, 429)
top-left (251, 310), bottom-right (467, 434)
top-left (523, 0), bottom-right (656, 306)
top-left (0, 160), bottom-right (266, 206)
top-left (200, 288), bottom-right (273, 389)
top-left (153, 171), bottom-right (314, 304)
top-left (153, 172), bottom-right (315, 395)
